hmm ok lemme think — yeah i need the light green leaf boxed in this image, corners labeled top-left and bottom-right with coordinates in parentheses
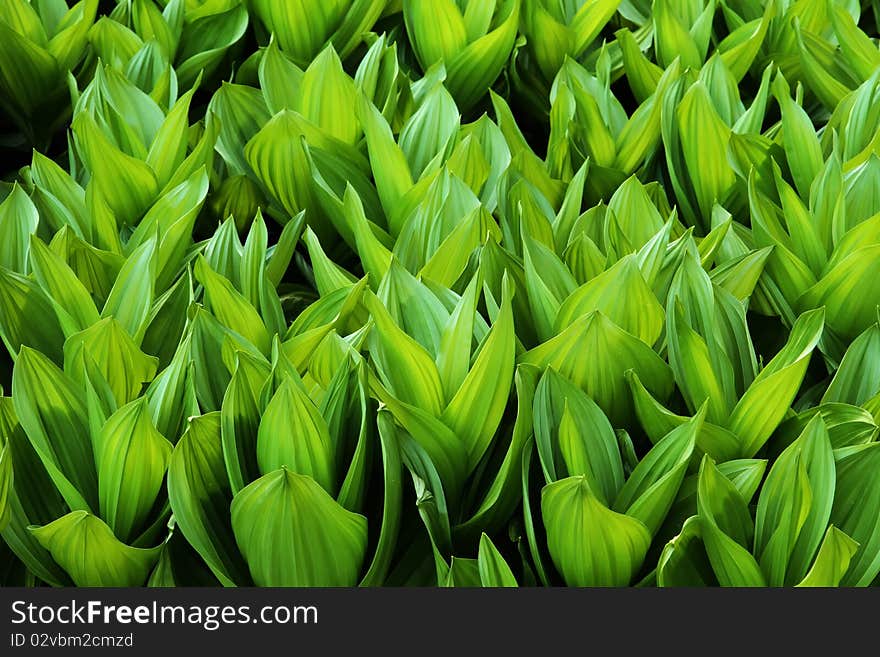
top-left (94, 398), bottom-right (172, 543)
top-left (441, 280), bottom-right (514, 471)
top-left (542, 475), bottom-right (651, 586)
top-left (728, 308), bottom-right (825, 457)
top-left (796, 525), bottom-right (860, 587)
top-left (477, 532), bottom-right (518, 587)
top-left (231, 468), bottom-right (368, 586)
top-left (30, 511), bottom-right (160, 586)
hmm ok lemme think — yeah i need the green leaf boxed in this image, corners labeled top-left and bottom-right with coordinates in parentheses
top-left (796, 526), bottom-right (860, 587)
top-left (257, 378), bottom-right (335, 494)
top-left (657, 516), bottom-right (714, 586)
top-left (102, 238), bottom-right (157, 344)
top-left (0, 184), bottom-right (38, 274)
top-left (753, 429), bottom-right (813, 586)
top-left (399, 82), bottom-right (459, 179)
top-left (94, 398), bottom-right (172, 543)
top-left (784, 416), bottom-right (837, 585)
top-left (774, 75), bottom-right (823, 197)
top-left (0, 443), bottom-right (12, 533)
top-left (0, 266), bottom-right (65, 363)
top-left (30, 511), bottom-right (160, 586)
top-left (477, 532), bottom-right (518, 587)
top-left (830, 443), bottom-right (880, 586)
top-left (613, 407), bottom-right (702, 536)
top-left (533, 368), bottom-right (624, 503)
top-left (357, 94), bottom-right (414, 230)
top-left (167, 413), bottom-right (251, 586)
top-left (403, 0), bottom-right (467, 69)
top-left (29, 235), bottom-right (100, 337)
top-left (459, 364), bottom-right (540, 537)
top-left (72, 112), bottom-right (158, 224)
top-left (64, 317), bottom-right (158, 408)
top-left (441, 279), bottom-right (514, 471)
top-left (12, 347), bottom-right (96, 512)
top-left (823, 322), bottom-right (880, 405)
top-left (799, 245), bottom-right (880, 342)
top-left (676, 82), bottom-right (735, 220)
top-left (300, 45), bottom-right (359, 144)
top-left (520, 311), bottom-right (674, 425)
top-left (359, 410), bottom-right (403, 587)
top-left (697, 457), bottom-right (766, 586)
top-left (446, 0), bottom-right (520, 111)
top-left (541, 475), bottom-right (651, 586)
top-left (728, 308), bottom-right (825, 456)
top-left (195, 255), bottom-right (271, 355)
top-left (231, 468), bottom-right (368, 586)
top-left (555, 255), bottom-right (664, 346)
top-left (364, 291), bottom-right (445, 415)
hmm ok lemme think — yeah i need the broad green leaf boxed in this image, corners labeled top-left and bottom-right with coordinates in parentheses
top-left (774, 75), bottom-right (823, 197)
top-left (102, 238), bottom-right (156, 344)
top-left (753, 431), bottom-right (813, 586)
top-left (94, 398), bottom-right (172, 543)
top-left (0, 267), bottom-right (65, 363)
top-left (542, 475), bottom-right (651, 586)
top-left (677, 82), bottom-right (735, 221)
top-left (359, 410), bottom-right (403, 586)
top-left (446, 0), bottom-right (520, 111)
top-left (555, 255), bottom-right (664, 345)
top-left (64, 318), bottom-right (158, 408)
top-left (533, 368), bottom-right (624, 503)
top-left (29, 235), bottom-right (100, 337)
top-left (257, 378), bottom-right (335, 494)
top-left (30, 511), bottom-right (160, 586)
top-left (72, 112), bottom-right (158, 224)
top-left (231, 468), bottom-right (368, 586)
top-left (459, 364), bottom-right (540, 537)
top-left (784, 416), bottom-right (837, 584)
top-left (823, 323), bottom-right (880, 405)
top-left (0, 444), bottom-right (11, 533)
top-left (799, 245), bottom-right (880, 343)
top-left (697, 457), bottom-right (766, 586)
top-left (399, 82), bottom-right (459, 179)
top-left (403, 0), bottom-right (467, 69)
top-left (195, 255), bottom-right (271, 355)
top-left (520, 311), bottom-right (674, 425)
top-left (220, 352), bottom-right (267, 495)
top-left (300, 45), bottom-right (359, 144)
top-left (657, 516), bottom-right (714, 586)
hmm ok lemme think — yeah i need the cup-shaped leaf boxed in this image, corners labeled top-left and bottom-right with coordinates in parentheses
top-left (231, 468), bottom-right (368, 586)
top-left (30, 511), bottom-right (160, 586)
top-left (541, 475), bottom-right (651, 586)
top-left (94, 398), bottom-right (172, 543)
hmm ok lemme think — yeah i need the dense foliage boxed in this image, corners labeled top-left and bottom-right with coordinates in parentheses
top-left (1, 0), bottom-right (880, 588)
